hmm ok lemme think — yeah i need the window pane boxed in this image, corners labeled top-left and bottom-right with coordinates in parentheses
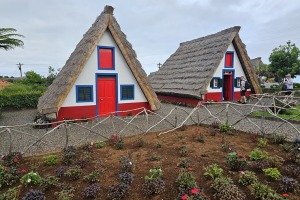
top-left (78, 87), bottom-right (92, 101)
top-left (121, 86), bottom-right (134, 99)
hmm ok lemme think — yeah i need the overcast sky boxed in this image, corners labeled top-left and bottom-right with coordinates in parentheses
top-left (1, 0), bottom-right (300, 77)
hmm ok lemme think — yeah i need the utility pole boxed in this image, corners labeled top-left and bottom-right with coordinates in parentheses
top-left (16, 63), bottom-right (23, 78)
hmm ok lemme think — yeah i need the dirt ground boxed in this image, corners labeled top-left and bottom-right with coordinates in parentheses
top-left (1, 124), bottom-right (299, 199)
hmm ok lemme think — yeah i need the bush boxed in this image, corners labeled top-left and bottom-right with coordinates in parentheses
top-left (40, 176), bottom-right (59, 190)
top-left (226, 152), bottom-right (248, 171)
top-left (42, 154), bottom-right (58, 166)
top-left (249, 148), bottom-right (268, 161)
top-left (1, 152), bottom-right (24, 168)
top-left (251, 182), bottom-right (283, 200)
top-left (62, 146), bottom-right (77, 165)
top-left (238, 171), bottom-right (258, 186)
top-left (214, 184), bottom-right (246, 200)
top-left (176, 168), bottom-right (196, 189)
top-left (95, 141), bottom-right (105, 149)
top-left (257, 138), bottom-right (268, 148)
top-left (65, 165), bottom-right (82, 180)
top-left (107, 183), bottom-right (129, 200)
top-left (211, 176), bottom-right (233, 192)
top-left (263, 168), bottom-right (281, 180)
top-left (119, 156), bottom-right (134, 172)
top-left (203, 163), bottom-right (223, 180)
top-left (21, 189), bottom-right (46, 200)
top-left (55, 166), bottom-right (67, 177)
top-left (83, 170), bottom-right (103, 183)
top-left (119, 172), bottom-right (134, 185)
top-left (279, 176), bottom-right (299, 193)
top-left (0, 187), bottom-right (19, 200)
top-left (82, 183), bottom-right (100, 199)
top-left (142, 178), bottom-right (165, 196)
top-left (20, 171), bottom-right (42, 186)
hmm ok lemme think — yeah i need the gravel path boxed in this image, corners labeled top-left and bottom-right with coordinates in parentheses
top-left (1, 101), bottom-right (300, 156)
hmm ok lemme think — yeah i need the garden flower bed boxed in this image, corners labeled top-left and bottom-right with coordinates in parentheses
top-left (0, 124), bottom-right (299, 199)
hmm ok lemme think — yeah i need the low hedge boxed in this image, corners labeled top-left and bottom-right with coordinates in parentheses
top-left (0, 91), bottom-right (43, 110)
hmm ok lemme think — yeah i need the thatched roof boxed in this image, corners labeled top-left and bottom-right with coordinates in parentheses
top-left (250, 57), bottom-right (264, 74)
top-left (149, 26), bottom-right (262, 98)
top-left (38, 5), bottom-right (160, 115)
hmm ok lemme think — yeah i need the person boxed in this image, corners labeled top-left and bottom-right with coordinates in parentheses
top-left (283, 74), bottom-right (293, 102)
top-left (238, 76), bottom-right (247, 104)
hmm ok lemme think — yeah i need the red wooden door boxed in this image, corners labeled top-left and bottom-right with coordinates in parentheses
top-left (97, 76), bottom-right (116, 116)
top-left (223, 73), bottom-right (233, 101)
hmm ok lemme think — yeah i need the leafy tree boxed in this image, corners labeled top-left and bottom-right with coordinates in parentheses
top-left (0, 28), bottom-right (24, 50)
top-left (269, 41), bottom-right (300, 81)
top-left (45, 66), bottom-right (59, 86)
top-left (21, 71), bottom-right (43, 85)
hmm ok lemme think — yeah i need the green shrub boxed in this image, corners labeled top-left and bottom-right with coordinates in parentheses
top-left (258, 138), bottom-right (268, 148)
top-left (145, 168), bottom-right (163, 181)
top-left (95, 141), bottom-right (105, 149)
top-left (176, 168), bottom-right (196, 189)
top-left (249, 148), bottom-right (268, 161)
top-left (203, 163), bottom-right (223, 180)
top-left (0, 90), bottom-right (43, 109)
top-left (251, 182), bottom-right (284, 199)
top-left (263, 168), bottom-right (281, 180)
top-left (238, 171), bottom-right (258, 186)
top-left (0, 187), bottom-right (19, 200)
top-left (40, 176), bottom-right (59, 190)
top-left (214, 184), bottom-right (246, 200)
top-left (65, 165), bottom-right (82, 180)
top-left (83, 170), bottom-right (103, 183)
top-left (219, 123), bottom-right (232, 134)
top-left (211, 176), bottom-right (233, 192)
top-left (20, 171), bottom-right (42, 186)
top-left (42, 154), bottom-right (58, 166)
top-left (226, 152), bottom-right (248, 171)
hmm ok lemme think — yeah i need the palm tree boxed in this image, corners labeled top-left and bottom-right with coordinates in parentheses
top-left (0, 28), bottom-right (24, 50)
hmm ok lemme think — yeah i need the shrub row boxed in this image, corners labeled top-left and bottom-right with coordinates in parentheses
top-left (0, 91), bottom-right (43, 109)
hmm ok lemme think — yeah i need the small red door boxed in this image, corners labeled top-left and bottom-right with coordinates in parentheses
top-left (97, 76), bottom-right (116, 116)
top-left (223, 73), bottom-right (233, 101)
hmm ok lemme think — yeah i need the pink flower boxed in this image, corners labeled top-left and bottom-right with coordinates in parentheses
top-left (13, 158), bottom-right (18, 163)
top-left (191, 188), bottom-right (198, 194)
top-left (112, 134), bottom-right (117, 139)
top-left (228, 147), bottom-right (232, 151)
top-left (240, 171), bottom-right (245, 175)
top-left (282, 193), bottom-right (289, 197)
top-left (21, 169), bottom-right (26, 173)
top-left (197, 130), bottom-right (201, 135)
top-left (182, 194), bottom-right (189, 200)
top-left (188, 167), bottom-right (193, 171)
top-left (237, 153), bottom-right (242, 157)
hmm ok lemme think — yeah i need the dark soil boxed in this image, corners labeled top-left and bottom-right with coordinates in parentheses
top-left (1, 124), bottom-right (299, 199)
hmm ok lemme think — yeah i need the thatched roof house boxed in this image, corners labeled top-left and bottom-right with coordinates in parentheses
top-left (38, 5), bottom-right (160, 120)
top-left (149, 26), bottom-right (262, 104)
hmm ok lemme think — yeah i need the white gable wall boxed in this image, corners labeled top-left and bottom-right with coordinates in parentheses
top-left (62, 30), bottom-right (147, 107)
top-left (206, 42), bottom-right (246, 93)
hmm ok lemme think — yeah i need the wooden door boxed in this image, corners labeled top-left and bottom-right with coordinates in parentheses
top-left (97, 76), bottom-right (116, 116)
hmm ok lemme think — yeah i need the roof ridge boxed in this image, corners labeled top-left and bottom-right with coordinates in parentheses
top-left (180, 26), bottom-right (240, 46)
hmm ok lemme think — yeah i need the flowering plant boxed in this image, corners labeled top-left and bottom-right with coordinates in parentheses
top-left (177, 168), bottom-right (196, 189)
top-left (20, 171), bottom-right (42, 186)
top-left (180, 187), bottom-right (209, 200)
top-left (110, 134), bottom-right (124, 150)
top-left (226, 152), bottom-right (248, 171)
top-left (195, 130), bottom-right (204, 143)
top-left (1, 152), bottom-right (24, 168)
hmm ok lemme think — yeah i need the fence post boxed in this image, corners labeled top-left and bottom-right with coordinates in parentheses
top-left (225, 104), bottom-right (229, 124)
top-left (261, 107), bottom-right (266, 137)
top-left (64, 121), bottom-right (69, 149)
top-left (6, 128), bottom-right (12, 154)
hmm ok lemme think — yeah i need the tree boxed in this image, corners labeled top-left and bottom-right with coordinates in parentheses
top-left (21, 71), bottom-right (43, 85)
top-left (268, 40), bottom-right (300, 81)
top-left (0, 28), bottom-right (24, 50)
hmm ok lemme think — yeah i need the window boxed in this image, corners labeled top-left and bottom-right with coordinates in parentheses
top-left (235, 77), bottom-right (241, 88)
top-left (98, 46), bottom-right (115, 69)
top-left (225, 52), bottom-right (234, 68)
top-left (121, 85), bottom-right (134, 100)
top-left (210, 77), bottom-right (222, 89)
top-left (76, 85), bottom-right (93, 102)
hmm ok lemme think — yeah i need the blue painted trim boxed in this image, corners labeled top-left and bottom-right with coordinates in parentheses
top-left (120, 84), bottom-right (135, 100)
top-left (211, 77), bottom-right (221, 89)
top-left (97, 46), bottom-right (115, 70)
top-left (95, 73), bottom-right (118, 117)
top-left (222, 69), bottom-right (235, 101)
top-left (236, 77), bottom-right (241, 88)
top-left (224, 51), bottom-right (234, 68)
top-left (76, 85), bottom-right (93, 103)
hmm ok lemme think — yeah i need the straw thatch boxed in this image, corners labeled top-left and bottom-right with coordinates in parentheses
top-left (37, 5), bottom-right (160, 115)
top-left (149, 26), bottom-right (262, 99)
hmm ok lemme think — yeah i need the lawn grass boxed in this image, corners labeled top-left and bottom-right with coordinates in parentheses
top-left (252, 104), bottom-right (300, 121)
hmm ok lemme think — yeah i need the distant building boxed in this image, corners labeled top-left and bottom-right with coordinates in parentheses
top-left (149, 26), bottom-right (262, 104)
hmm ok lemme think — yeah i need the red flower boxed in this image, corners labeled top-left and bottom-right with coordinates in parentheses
top-left (188, 167), bottom-right (193, 171)
top-left (282, 194), bottom-right (289, 197)
top-left (21, 169), bottom-right (26, 173)
top-left (182, 194), bottom-right (189, 200)
top-left (112, 134), bottom-right (117, 139)
top-left (237, 153), bottom-right (242, 157)
top-left (13, 158), bottom-right (18, 163)
top-left (191, 188), bottom-right (198, 194)
top-left (197, 130), bottom-right (201, 135)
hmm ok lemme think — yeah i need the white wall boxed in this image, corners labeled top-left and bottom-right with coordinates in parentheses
top-left (62, 30), bottom-right (147, 107)
top-left (206, 43), bottom-right (246, 93)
